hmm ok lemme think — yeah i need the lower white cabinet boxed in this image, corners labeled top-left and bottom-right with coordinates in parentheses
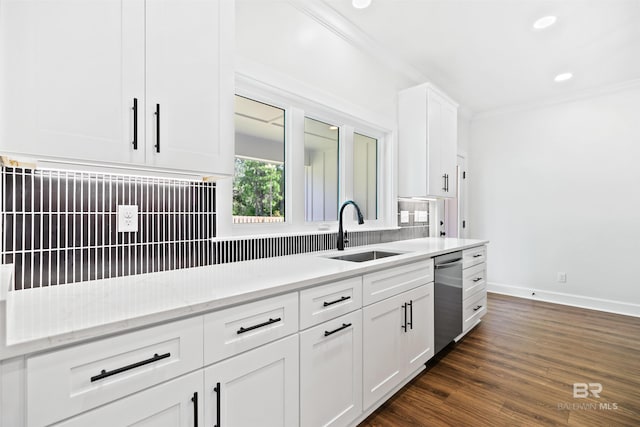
top-left (204, 334), bottom-right (299, 427)
top-left (362, 283), bottom-right (434, 410)
top-left (300, 310), bottom-right (362, 427)
top-left (54, 370), bottom-right (203, 427)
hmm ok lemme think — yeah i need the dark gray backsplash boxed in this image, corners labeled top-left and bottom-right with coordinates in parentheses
top-left (2, 167), bottom-right (429, 290)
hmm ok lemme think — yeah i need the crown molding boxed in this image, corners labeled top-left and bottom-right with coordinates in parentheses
top-left (473, 78), bottom-right (640, 121)
top-left (287, 0), bottom-right (428, 85)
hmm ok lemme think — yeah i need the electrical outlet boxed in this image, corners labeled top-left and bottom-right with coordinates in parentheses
top-left (557, 272), bottom-right (567, 283)
top-left (117, 205), bottom-right (139, 232)
top-left (400, 211), bottom-right (410, 223)
top-left (415, 210), bottom-right (428, 222)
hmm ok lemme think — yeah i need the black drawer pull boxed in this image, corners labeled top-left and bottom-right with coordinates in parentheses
top-left (323, 295), bottom-right (351, 307)
top-left (408, 300), bottom-right (413, 330)
top-left (213, 382), bottom-right (221, 427)
top-left (132, 98), bottom-right (138, 150)
top-left (473, 305), bottom-right (483, 312)
top-left (473, 277), bottom-right (483, 282)
top-left (401, 303), bottom-right (407, 332)
top-left (324, 323), bottom-right (352, 337)
top-left (237, 317), bottom-right (282, 334)
top-left (191, 392), bottom-right (198, 427)
top-left (473, 254), bottom-right (483, 258)
top-left (154, 103), bottom-right (161, 153)
top-left (90, 352), bottom-right (170, 382)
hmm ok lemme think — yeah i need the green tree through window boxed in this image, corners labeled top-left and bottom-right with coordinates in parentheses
top-left (233, 158), bottom-right (284, 218)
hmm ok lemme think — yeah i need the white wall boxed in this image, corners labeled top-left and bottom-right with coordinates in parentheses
top-left (469, 84), bottom-right (640, 315)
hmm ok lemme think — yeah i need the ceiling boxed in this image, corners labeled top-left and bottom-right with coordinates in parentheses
top-left (321, 0), bottom-right (640, 114)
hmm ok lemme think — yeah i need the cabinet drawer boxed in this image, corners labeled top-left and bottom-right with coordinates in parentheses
top-left (299, 277), bottom-right (362, 330)
top-left (463, 246), bottom-right (486, 269)
top-left (463, 263), bottom-right (486, 301)
top-left (363, 260), bottom-right (434, 306)
top-left (463, 292), bottom-right (487, 333)
top-left (204, 292), bottom-right (298, 365)
top-left (27, 316), bottom-right (203, 427)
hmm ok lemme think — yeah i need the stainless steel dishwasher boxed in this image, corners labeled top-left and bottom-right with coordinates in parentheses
top-left (434, 251), bottom-right (463, 354)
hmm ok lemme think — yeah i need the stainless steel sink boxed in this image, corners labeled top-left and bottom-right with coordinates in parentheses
top-left (329, 250), bottom-right (401, 262)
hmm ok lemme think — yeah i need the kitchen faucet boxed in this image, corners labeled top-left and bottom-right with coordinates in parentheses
top-left (337, 200), bottom-right (365, 250)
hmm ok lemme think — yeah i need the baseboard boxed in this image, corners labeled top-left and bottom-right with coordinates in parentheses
top-left (487, 282), bottom-right (640, 318)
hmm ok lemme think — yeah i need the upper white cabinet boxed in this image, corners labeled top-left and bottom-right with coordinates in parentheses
top-left (0, 0), bottom-right (233, 176)
top-left (398, 83), bottom-right (458, 198)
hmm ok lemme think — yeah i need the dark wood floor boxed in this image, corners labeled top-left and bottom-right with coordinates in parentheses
top-left (360, 293), bottom-right (640, 426)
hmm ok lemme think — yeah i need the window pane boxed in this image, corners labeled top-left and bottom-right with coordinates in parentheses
top-left (304, 117), bottom-right (339, 222)
top-left (233, 95), bottom-right (285, 224)
top-left (354, 133), bottom-right (377, 220)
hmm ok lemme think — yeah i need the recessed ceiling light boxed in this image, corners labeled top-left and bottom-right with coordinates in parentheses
top-left (329, 126), bottom-right (338, 130)
top-left (533, 15), bottom-right (557, 30)
top-left (554, 72), bottom-right (573, 82)
top-left (352, 0), bottom-right (372, 9)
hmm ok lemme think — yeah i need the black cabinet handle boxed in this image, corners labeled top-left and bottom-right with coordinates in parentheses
top-left (191, 392), bottom-right (198, 427)
top-left (445, 174), bottom-right (449, 192)
top-left (442, 174), bottom-right (447, 191)
top-left (90, 352), bottom-right (170, 382)
top-left (323, 295), bottom-right (351, 307)
top-left (473, 277), bottom-right (483, 282)
top-left (154, 103), bottom-right (161, 153)
top-left (401, 303), bottom-right (407, 332)
top-left (324, 322), bottom-right (352, 337)
top-left (237, 317), bottom-right (282, 334)
top-left (132, 98), bottom-right (138, 150)
top-left (213, 382), bottom-right (221, 427)
top-left (408, 300), bottom-right (413, 330)
top-left (473, 254), bottom-right (483, 258)
top-left (473, 305), bottom-right (483, 312)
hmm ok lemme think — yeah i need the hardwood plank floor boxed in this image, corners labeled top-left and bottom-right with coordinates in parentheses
top-left (359, 293), bottom-right (640, 426)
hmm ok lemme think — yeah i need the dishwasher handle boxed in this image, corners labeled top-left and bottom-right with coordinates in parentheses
top-left (434, 258), bottom-right (463, 269)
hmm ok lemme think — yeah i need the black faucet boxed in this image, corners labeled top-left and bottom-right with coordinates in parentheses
top-left (337, 200), bottom-right (365, 251)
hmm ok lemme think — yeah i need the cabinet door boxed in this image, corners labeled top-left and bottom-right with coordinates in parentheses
top-left (54, 370), bottom-right (203, 427)
top-left (440, 97), bottom-right (458, 197)
top-left (402, 283), bottom-right (435, 374)
top-left (362, 293), bottom-right (404, 410)
top-left (0, 0), bottom-right (145, 165)
top-left (300, 311), bottom-right (362, 427)
top-left (145, 0), bottom-right (233, 175)
top-left (426, 89), bottom-right (446, 197)
top-left (204, 335), bottom-right (299, 427)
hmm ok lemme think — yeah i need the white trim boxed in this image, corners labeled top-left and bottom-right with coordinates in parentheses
top-left (473, 78), bottom-right (640, 120)
top-left (488, 282), bottom-right (640, 318)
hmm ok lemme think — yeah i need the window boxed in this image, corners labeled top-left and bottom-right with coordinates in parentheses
top-left (353, 133), bottom-right (377, 220)
top-left (304, 117), bottom-right (339, 222)
top-left (224, 84), bottom-right (389, 235)
top-left (233, 95), bottom-right (285, 223)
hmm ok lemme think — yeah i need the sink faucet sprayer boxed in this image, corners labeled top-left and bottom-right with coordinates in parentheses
top-left (337, 200), bottom-right (365, 251)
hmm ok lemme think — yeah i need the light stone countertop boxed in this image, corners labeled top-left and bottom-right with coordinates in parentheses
top-left (0, 237), bottom-right (487, 360)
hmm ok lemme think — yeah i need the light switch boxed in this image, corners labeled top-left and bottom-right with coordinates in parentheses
top-left (400, 211), bottom-right (410, 223)
top-left (415, 210), bottom-right (428, 222)
top-left (117, 205), bottom-right (139, 232)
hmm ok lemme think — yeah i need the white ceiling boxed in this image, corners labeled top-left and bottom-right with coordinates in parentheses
top-left (319, 0), bottom-right (640, 114)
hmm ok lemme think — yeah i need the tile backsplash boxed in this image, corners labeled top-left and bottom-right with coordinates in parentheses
top-left (2, 167), bottom-right (216, 290)
top-left (1, 167), bottom-right (430, 291)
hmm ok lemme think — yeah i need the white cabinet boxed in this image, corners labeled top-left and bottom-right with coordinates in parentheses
top-left (54, 370), bottom-right (203, 427)
top-left (300, 311), bottom-right (362, 427)
top-left (204, 335), bottom-right (299, 427)
top-left (398, 83), bottom-right (458, 198)
top-left (362, 283), bottom-right (434, 410)
top-left (460, 246), bottom-right (487, 335)
top-left (27, 317), bottom-right (203, 427)
top-left (0, 0), bottom-right (233, 176)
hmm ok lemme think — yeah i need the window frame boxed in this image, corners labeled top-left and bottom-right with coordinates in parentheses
top-left (219, 76), bottom-right (393, 237)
